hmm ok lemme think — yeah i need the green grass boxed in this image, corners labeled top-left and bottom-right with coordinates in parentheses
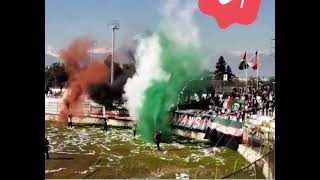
top-left (45, 120), bottom-right (261, 179)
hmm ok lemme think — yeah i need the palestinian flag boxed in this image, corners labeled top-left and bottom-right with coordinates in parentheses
top-left (223, 99), bottom-right (244, 112)
top-left (239, 51), bottom-right (249, 70)
top-left (205, 116), bottom-right (244, 150)
top-left (251, 50), bottom-right (259, 70)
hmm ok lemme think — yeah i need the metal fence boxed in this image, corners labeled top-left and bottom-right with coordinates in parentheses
top-left (211, 80), bottom-right (274, 94)
top-left (220, 148), bottom-right (274, 179)
top-left (211, 80), bottom-right (247, 94)
top-left (219, 136), bottom-right (275, 179)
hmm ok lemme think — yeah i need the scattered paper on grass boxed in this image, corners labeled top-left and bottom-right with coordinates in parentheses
top-left (45, 168), bottom-right (66, 173)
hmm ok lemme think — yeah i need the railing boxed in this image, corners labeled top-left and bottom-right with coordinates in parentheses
top-left (221, 149), bottom-right (274, 179)
top-left (45, 97), bottom-right (91, 116)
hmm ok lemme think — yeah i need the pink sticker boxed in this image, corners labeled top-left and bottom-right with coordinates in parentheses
top-left (198, 0), bottom-right (261, 29)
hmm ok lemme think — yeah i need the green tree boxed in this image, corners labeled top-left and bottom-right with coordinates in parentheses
top-left (213, 56), bottom-right (236, 82)
top-left (201, 70), bottom-right (214, 99)
top-left (268, 76), bottom-right (275, 83)
top-left (248, 76), bottom-right (256, 86)
top-left (45, 62), bottom-right (68, 89)
top-left (226, 65), bottom-right (237, 81)
top-left (247, 76), bottom-right (266, 87)
top-left (213, 56), bottom-right (227, 80)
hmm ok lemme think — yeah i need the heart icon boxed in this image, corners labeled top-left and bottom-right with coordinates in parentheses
top-left (218, 0), bottom-right (232, 5)
top-left (198, 0), bottom-right (260, 29)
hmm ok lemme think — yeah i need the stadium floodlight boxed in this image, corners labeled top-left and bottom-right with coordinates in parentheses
top-left (108, 21), bottom-right (120, 85)
top-left (91, 42), bottom-right (96, 64)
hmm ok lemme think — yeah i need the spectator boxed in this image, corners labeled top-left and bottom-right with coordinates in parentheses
top-left (266, 101), bottom-right (270, 115)
top-left (103, 118), bottom-right (107, 132)
top-left (45, 137), bottom-right (50, 159)
top-left (133, 124), bottom-right (137, 137)
top-left (241, 109), bottom-right (246, 122)
top-left (154, 131), bottom-right (161, 150)
top-left (68, 114), bottom-right (73, 128)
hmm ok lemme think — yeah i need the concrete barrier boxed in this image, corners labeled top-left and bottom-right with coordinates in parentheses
top-left (171, 128), bottom-right (206, 141)
top-left (45, 114), bottom-right (134, 127)
top-left (237, 144), bottom-right (273, 179)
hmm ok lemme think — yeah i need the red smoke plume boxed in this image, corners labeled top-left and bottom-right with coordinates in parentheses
top-left (58, 37), bottom-right (110, 124)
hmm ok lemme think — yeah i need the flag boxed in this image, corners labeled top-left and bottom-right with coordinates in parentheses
top-left (242, 133), bottom-right (249, 144)
top-left (239, 51), bottom-right (249, 70)
top-left (206, 116), bottom-right (243, 150)
top-left (252, 50), bottom-right (259, 70)
top-left (223, 99), bottom-right (244, 112)
top-left (172, 111), bottom-right (244, 150)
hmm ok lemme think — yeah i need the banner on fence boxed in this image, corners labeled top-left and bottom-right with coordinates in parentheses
top-left (89, 105), bottom-right (105, 118)
top-left (171, 111), bottom-right (244, 150)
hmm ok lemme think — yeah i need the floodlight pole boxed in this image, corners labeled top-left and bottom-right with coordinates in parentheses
top-left (109, 21), bottom-right (119, 85)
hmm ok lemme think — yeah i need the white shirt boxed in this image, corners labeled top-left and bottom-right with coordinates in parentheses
top-left (68, 117), bottom-right (72, 122)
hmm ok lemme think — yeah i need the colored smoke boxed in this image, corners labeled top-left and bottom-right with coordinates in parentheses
top-left (58, 37), bottom-right (109, 123)
top-left (88, 42), bottom-right (136, 109)
top-left (123, 0), bottom-right (207, 142)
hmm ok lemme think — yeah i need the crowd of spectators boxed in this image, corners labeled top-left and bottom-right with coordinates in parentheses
top-left (211, 85), bottom-right (275, 117)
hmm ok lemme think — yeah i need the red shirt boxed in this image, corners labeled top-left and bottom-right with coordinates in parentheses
top-left (155, 132), bottom-right (161, 140)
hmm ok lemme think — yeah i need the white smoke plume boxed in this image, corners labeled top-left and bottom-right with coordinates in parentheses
top-left (123, 34), bottom-right (169, 120)
top-left (160, 0), bottom-right (200, 47)
top-left (123, 0), bottom-right (201, 119)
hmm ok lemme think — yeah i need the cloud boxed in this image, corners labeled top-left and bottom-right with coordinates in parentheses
top-left (161, 0), bottom-right (200, 47)
top-left (92, 48), bottom-right (111, 54)
top-left (45, 48), bottom-right (60, 58)
top-left (227, 49), bottom-right (275, 57)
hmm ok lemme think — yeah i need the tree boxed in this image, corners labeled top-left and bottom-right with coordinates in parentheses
top-left (201, 70), bottom-right (214, 99)
top-left (226, 65), bottom-right (237, 81)
top-left (213, 56), bottom-right (227, 80)
top-left (45, 62), bottom-right (68, 89)
top-left (268, 76), bottom-right (275, 84)
top-left (248, 76), bottom-right (256, 86)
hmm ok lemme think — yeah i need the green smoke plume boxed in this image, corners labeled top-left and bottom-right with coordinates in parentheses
top-left (137, 31), bottom-right (208, 142)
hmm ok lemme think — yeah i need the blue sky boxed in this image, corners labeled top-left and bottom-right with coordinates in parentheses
top-left (45, 0), bottom-right (275, 77)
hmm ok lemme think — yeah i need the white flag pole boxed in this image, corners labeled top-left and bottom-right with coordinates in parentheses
top-left (246, 67), bottom-right (248, 87)
top-left (244, 51), bottom-right (255, 89)
top-left (257, 50), bottom-right (259, 90)
top-left (257, 65), bottom-right (259, 89)
top-left (245, 50), bottom-right (248, 88)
